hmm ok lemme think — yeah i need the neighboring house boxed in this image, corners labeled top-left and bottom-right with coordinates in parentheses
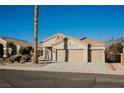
top-left (0, 36), bottom-right (33, 58)
top-left (39, 33), bottom-right (105, 63)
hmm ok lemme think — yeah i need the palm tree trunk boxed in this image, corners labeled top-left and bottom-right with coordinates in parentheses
top-left (33, 5), bottom-right (39, 63)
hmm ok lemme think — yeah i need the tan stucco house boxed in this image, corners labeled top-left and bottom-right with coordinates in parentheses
top-left (0, 36), bottom-right (33, 58)
top-left (39, 33), bottom-right (105, 63)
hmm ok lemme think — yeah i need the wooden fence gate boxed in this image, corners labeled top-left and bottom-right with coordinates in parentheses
top-left (105, 53), bottom-right (121, 63)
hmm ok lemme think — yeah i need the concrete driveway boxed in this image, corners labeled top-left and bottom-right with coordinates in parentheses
top-left (0, 61), bottom-right (124, 75)
top-left (40, 62), bottom-right (124, 75)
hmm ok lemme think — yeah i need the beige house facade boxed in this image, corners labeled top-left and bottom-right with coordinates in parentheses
top-left (39, 33), bottom-right (105, 63)
top-left (0, 36), bottom-right (33, 58)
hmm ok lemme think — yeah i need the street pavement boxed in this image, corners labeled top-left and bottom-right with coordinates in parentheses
top-left (0, 69), bottom-right (124, 88)
top-left (1, 61), bottom-right (124, 87)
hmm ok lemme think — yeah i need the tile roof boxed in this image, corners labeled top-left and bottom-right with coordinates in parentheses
top-left (42, 33), bottom-right (66, 43)
top-left (40, 33), bottom-right (105, 47)
top-left (0, 36), bottom-right (33, 47)
top-left (40, 40), bottom-right (64, 47)
top-left (68, 36), bottom-right (87, 45)
top-left (41, 36), bottom-right (87, 47)
top-left (81, 38), bottom-right (105, 44)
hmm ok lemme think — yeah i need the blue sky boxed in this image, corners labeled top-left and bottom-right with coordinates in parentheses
top-left (0, 5), bottom-right (124, 43)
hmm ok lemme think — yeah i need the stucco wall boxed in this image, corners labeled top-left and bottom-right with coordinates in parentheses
top-left (121, 53), bottom-right (124, 63)
top-left (41, 36), bottom-right (105, 63)
top-left (53, 39), bottom-right (88, 62)
top-left (43, 38), bottom-right (57, 46)
top-left (53, 39), bottom-right (87, 49)
top-left (42, 35), bottom-right (66, 47)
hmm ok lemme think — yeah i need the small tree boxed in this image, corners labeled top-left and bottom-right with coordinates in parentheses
top-left (106, 37), bottom-right (124, 54)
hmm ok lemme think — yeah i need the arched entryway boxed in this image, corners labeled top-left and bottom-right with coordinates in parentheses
top-left (0, 43), bottom-right (4, 58)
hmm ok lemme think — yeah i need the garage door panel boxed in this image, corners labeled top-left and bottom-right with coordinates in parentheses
top-left (91, 50), bottom-right (103, 62)
top-left (69, 50), bottom-right (84, 62)
top-left (57, 50), bottom-right (65, 62)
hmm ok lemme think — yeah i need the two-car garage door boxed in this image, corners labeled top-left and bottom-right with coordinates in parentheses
top-left (57, 49), bottom-right (84, 62)
top-left (91, 50), bottom-right (104, 62)
top-left (69, 50), bottom-right (84, 62)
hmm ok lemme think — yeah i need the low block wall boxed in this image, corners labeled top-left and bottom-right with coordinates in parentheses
top-left (121, 53), bottom-right (124, 63)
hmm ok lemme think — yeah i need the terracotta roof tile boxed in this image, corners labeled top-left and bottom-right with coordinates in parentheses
top-left (42, 33), bottom-right (66, 43)
top-left (81, 38), bottom-right (105, 44)
top-left (0, 37), bottom-right (33, 47)
top-left (40, 33), bottom-right (104, 47)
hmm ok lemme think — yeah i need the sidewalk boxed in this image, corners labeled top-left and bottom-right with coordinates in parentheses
top-left (0, 62), bottom-right (124, 75)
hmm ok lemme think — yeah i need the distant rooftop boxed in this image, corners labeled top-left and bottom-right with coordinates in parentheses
top-left (0, 36), bottom-right (29, 43)
top-left (0, 36), bottom-right (33, 47)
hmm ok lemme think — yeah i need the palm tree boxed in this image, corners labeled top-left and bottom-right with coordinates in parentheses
top-left (33, 5), bottom-right (39, 63)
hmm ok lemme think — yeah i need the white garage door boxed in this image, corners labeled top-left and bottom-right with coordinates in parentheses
top-left (91, 50), bottom-right (104, 62)
top-left (57, 49), bottom-right (65, 62)
top-left (68, 50), bottom-right (84, 62)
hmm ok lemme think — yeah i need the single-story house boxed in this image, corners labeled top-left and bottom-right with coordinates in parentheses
top-left (39, 33), bottom-right (105, 63)
top-left (0, 36), bottom-right (33, 58)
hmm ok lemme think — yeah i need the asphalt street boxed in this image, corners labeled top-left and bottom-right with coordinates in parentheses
top-left (0, 69), bottom-right (124, 88)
